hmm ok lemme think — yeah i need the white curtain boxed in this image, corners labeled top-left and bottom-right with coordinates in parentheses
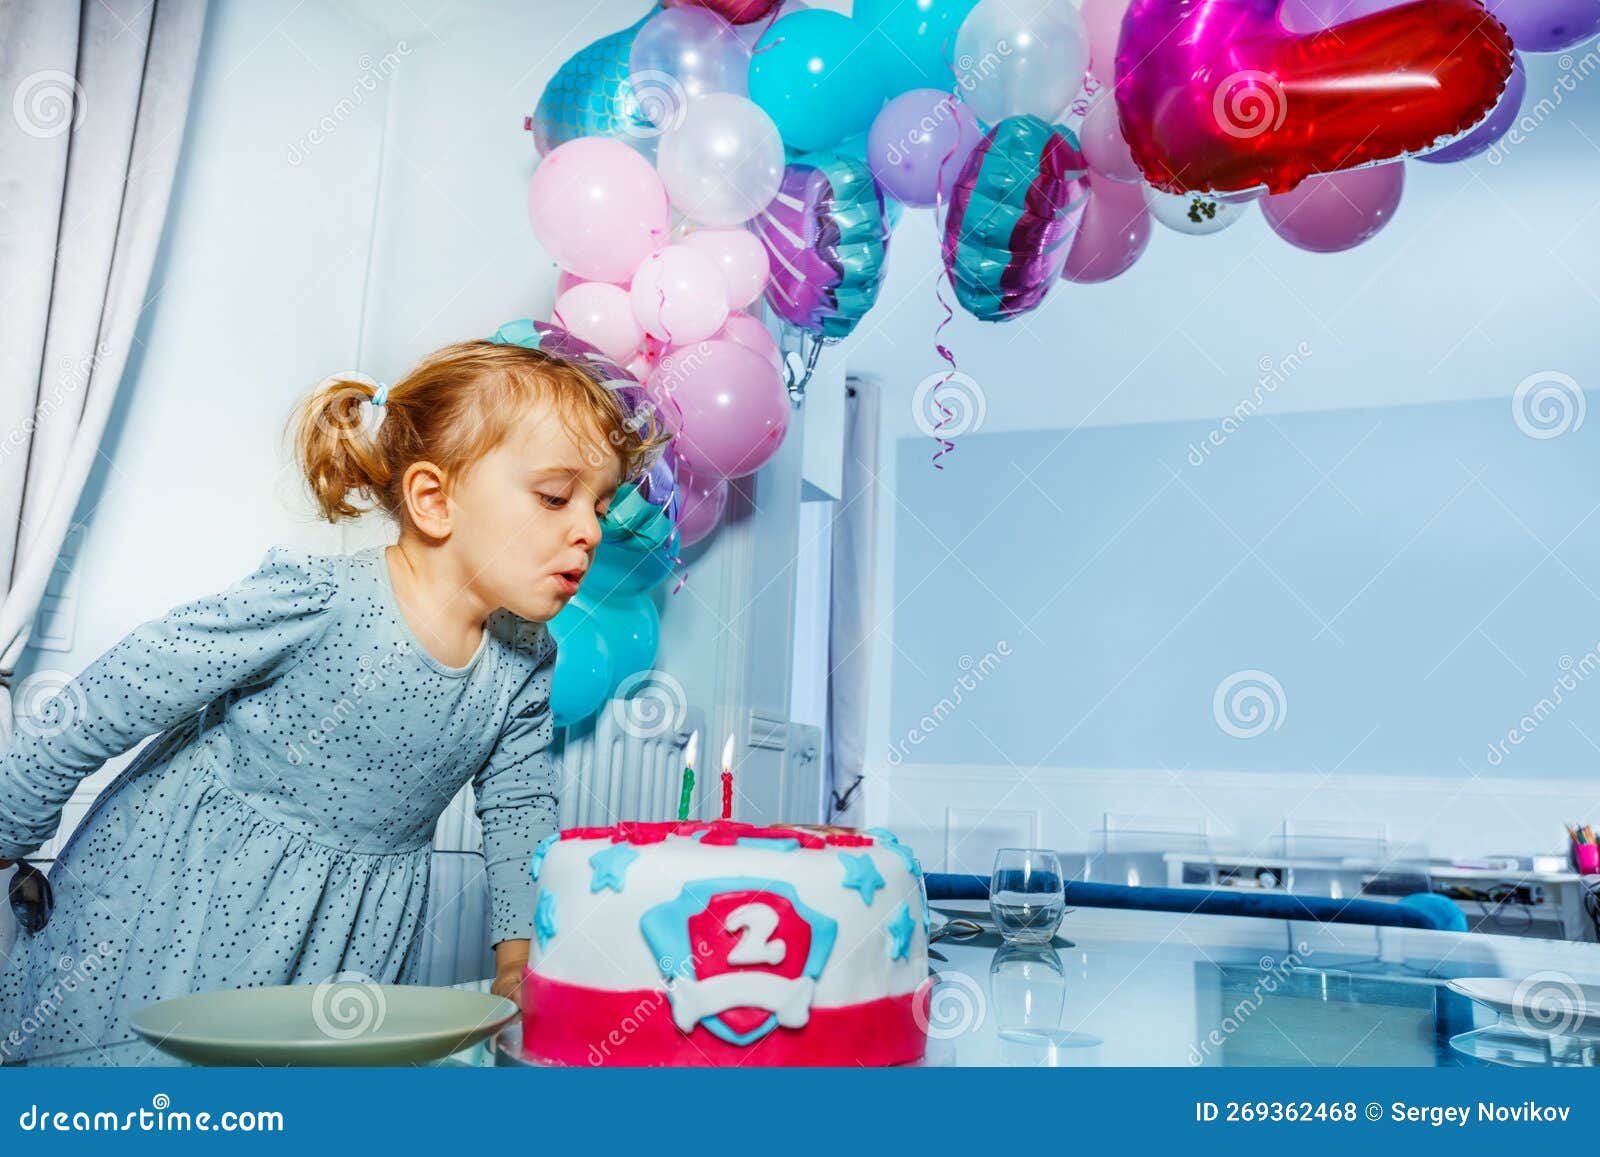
top-left (0, 0), bottom-right (209, 740)
top-left (826, 374), bottom-right (881, 822)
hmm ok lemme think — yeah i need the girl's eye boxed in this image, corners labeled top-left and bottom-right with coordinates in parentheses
top-left (540, 493), bottom-right (568, 510)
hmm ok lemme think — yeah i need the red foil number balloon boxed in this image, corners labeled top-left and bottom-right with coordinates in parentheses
top-left (1114, 0), bottom-right (1514, 194)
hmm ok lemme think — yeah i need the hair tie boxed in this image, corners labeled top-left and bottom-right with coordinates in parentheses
top-left (370, 382), bottom-right (389, 408)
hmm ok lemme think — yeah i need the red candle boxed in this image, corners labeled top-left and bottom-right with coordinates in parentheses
top-left (720, 734), bottom-right (734, 820)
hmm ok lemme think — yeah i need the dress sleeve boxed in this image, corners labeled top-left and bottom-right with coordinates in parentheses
top-left (0, 545), bottom-right (340, 860)
top-left (473, 621), bottom-right (559, 946)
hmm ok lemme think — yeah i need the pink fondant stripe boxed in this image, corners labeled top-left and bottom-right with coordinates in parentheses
top-left (521, 968), bottom-right (933, 1067)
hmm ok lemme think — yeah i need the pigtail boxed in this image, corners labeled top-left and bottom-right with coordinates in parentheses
top-left (287, 375), bottom-right (393, 523)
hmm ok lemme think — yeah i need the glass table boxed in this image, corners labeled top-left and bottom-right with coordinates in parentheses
top-left (18, 904), bottom-right (1600, 1067)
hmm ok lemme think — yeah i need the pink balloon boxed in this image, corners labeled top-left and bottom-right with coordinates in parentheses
top-left (528, 137), bottom-right (670, 282)
top-left (1081, 0), bottom-right (1133, 86)
top-left (682, 228), bottom-right (770, 309)
top-left (675, 457), bottom-right (729, 546)
top-left (1062, 170), bottom-right (1152, 283)
top-left (1261, 162), bottom-right (1405, 253)
top-left (713, 311), bottom-right (782, 370)
top-left (645, 340), bottom-right (790, 479)
top-left (552, 282), bottom-right (644, 362)
top-left (630, 245), bottom-right (731, 343)
top-left (624, 335), bottom-right (666, 382)
top-left (1079, 94), bottom-right (1142, 184)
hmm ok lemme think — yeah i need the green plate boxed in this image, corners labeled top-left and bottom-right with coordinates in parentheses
top-left (128, 984), bottom-right (518, 1066)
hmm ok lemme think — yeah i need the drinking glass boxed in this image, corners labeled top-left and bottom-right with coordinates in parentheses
top-left (989, 848), bottom-right (1065, 944)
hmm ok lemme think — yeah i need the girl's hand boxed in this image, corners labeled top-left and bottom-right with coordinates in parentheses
top-left (492, 938), bottom-right (530, 1008)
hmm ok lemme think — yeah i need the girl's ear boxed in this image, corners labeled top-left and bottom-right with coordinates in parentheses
top-left (399, 460), bottom-right (452, 541)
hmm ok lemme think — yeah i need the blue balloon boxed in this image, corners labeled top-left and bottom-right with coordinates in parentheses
top-left (854, 0), bottom-right (981, 97)
top-left (547, 595), bottom-right (613, 727)
top-left (592, 594), bottom-right (661, 696)
top-left (750, 10), bottom-right (885, 153)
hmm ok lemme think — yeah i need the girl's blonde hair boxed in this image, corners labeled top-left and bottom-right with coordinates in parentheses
top-left (288, 339), bottom-right (669, 524)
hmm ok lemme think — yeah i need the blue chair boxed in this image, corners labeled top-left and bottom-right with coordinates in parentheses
top-left (925, 873), bottom-right (1467, 932)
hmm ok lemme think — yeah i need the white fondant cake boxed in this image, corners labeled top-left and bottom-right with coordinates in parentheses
top-left (521, 820), bottom-right (931, 1066)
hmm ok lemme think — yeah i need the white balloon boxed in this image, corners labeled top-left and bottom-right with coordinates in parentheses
top-left (1142, 185), bottom-right (1249, 235)
top-left (954, 0), bottom-right (1091, 124)
top-left (656, 93), bottom-right (785, 226)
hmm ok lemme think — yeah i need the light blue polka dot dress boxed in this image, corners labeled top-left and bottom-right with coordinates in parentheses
top-left (0, 543), bottom-right (557, 1062)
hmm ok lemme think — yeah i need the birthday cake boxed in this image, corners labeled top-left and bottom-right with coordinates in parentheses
top-left (522, 820), bottom-right (932, 1066)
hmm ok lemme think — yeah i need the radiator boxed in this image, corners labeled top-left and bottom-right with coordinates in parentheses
top-left (418, 703), bottom-right (702, 986)
top-left (556, 703), bottom-right (705, 827)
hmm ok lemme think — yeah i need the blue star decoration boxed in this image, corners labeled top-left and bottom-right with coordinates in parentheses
top-left (535, 890), bottom-right (558, 950)
top-left (529, 832), bottom-right (560, 883)
top-left (838, 851), bottom-right (886, 907)
top-left (887, 901), bottom-right (915, 961)
top-left (588, 842), bottom-right (641, 894)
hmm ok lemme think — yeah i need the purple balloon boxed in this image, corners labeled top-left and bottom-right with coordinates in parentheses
top-left (638, 438), bottom-right (682, 521)
top-left (1261, 162), bottom-right (1406, 253)
top-left (497, 320), bottom-right (667, 477)
top-left (1418, 53), bottom-right (1526, 163)
top-left (866, 89), bottom-right (982, 208)
top-left (1486, 0), bottom-right (1600, 52)
top-left (675, 457), bottom-right (729, 546)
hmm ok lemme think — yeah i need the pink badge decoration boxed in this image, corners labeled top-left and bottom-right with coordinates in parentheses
top-left (1113, 0), bottom-right (1516, 195)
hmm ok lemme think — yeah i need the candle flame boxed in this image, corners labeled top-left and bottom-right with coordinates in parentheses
top-left (684, 730), bottom-right (699, 771)
top-left (721, 733), bottom-right (734, 772)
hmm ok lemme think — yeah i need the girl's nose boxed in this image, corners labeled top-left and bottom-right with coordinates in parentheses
top-left (572, 508), bottom-right (602, 547)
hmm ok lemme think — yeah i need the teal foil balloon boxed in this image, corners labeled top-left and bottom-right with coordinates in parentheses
top-left (751, 151), bottom-right (890, 341)
top-left (942, 115), bottom-right (1089, 322)
top-left (530, 16), bottom-right (653, 155)
top-left (585, 483), bottom-right (680, 599)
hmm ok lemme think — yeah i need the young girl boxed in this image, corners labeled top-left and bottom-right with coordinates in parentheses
top-left (0, 331), bottom-right (665, 1062)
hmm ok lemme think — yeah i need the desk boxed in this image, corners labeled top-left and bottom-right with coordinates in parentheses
top-left (19, 906), bottom-right (1600, 1067)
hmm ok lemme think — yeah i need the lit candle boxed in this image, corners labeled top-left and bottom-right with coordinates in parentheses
top-left (720, 734), bottom-right (734, 821)
top-left (677, 730), bottom-right (699, 822)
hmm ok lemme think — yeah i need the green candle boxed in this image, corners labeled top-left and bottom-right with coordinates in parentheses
top-left (677, 767), bottom-right (695, 822)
